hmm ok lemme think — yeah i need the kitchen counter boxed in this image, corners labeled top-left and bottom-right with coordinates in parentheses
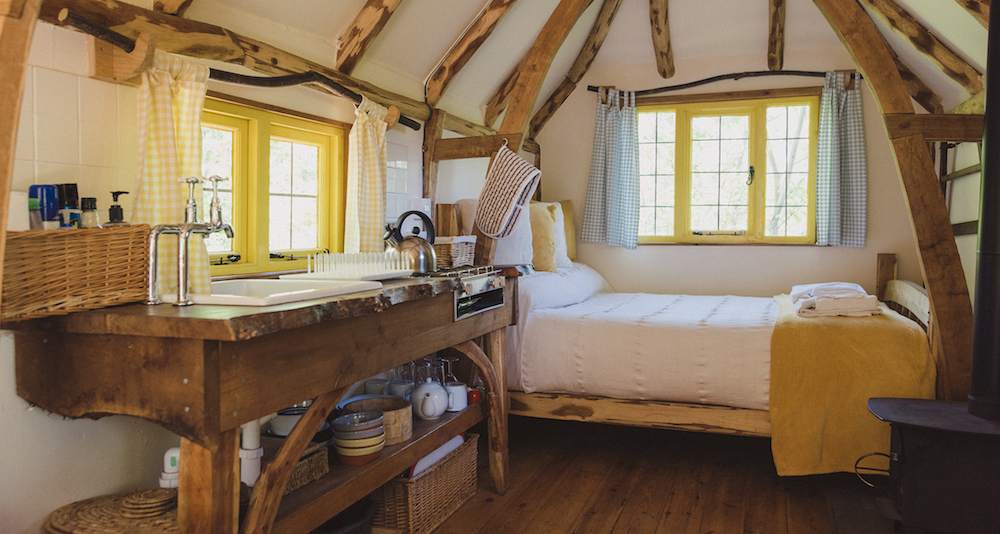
top-left (10, 275), bottom-right (513, 534)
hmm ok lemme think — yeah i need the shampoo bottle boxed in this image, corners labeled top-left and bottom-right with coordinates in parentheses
top-left (79, 197), bottom-right (102, 229)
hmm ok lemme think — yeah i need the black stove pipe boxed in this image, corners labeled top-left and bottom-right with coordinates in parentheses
top-left (969, 2), bottom-right (1000, 420)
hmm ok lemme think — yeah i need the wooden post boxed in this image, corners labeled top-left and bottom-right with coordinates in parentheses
top-left (422, 109), bottom-right (446, 200)
top-left (179, 429), bottom-right (241, 534)
top-left (813, 0), bottom-right (974, 401)
top-left (452, 338), bottom-right (509, 494)
top-left (0, 0), bottom-right (40, 313)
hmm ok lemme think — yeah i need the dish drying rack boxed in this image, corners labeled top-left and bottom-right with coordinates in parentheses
top-left (281, 252), bottom-right (413, 281)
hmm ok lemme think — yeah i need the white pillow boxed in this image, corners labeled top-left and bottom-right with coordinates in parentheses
top-left (456, 198), bottom-right (533, 266)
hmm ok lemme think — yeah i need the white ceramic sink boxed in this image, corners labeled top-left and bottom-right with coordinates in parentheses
top-left (161, 279), bottom-right (382, 306)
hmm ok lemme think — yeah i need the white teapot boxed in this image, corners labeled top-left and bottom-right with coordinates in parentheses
top-left (411, 377), bottom-right (448, 420)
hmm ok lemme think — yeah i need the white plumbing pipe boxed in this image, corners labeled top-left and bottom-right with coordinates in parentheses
top-left (239, 413), bottom-right (277, 487)
top-left (159, 446), bottom-right (181, 488)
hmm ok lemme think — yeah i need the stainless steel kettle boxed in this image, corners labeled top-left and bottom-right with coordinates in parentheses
top-left (384, 210), bottom-right (437, 272)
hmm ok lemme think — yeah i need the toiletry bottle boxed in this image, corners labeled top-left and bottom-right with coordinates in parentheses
top-left (79, 197), bottom-right (102, 228)
top-left (56, 183), bottom-right (82, 228)
top-left (104, 191), bottom-right (131, 227)
top-left (29, 184), bottom-right (61, 229)
top-left (28, 198), bottom-right (43, 230)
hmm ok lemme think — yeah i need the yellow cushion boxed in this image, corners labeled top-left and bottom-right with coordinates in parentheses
top-left (558, 200), bottom-right (576, 260)
top-left (529, 203), bottom-right (558, 272)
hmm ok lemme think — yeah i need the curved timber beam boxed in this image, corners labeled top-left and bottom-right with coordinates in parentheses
top-left (813, 0), bottom-right (974, 401)
top-left (0, 0), bottom-right (41, 312)
top-left (336, 0), bottom-right (403, 76)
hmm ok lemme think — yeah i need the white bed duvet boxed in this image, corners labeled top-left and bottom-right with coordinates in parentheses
top-left (509, 264), bottom-right (778, 411)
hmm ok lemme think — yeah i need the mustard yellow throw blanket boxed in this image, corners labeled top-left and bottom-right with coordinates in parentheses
top-left (770, 294), bottom-right (935, 476)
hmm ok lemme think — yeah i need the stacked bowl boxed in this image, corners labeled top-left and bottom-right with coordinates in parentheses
top-left (331, 411), bottom-right (385, 466)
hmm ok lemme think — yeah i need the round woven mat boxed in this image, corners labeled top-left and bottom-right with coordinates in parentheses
top-left (44, 489), bottom-right (179, 533)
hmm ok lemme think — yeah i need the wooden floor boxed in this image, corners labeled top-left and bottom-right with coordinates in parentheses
top-left (435, 416), bottom-right (903, 534)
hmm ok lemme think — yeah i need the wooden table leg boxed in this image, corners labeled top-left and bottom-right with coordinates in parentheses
top-left (178, 429), bottom-right (240, 534)
top-left (453, 338), bottom-right (509, 495)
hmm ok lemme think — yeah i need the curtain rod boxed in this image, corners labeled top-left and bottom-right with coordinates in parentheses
top-left (587, 70), bottom-right (861, 97)
top-left (56, 9), bottom-right (421, 131)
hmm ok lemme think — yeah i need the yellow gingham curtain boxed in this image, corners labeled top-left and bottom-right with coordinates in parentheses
top-left (344, 96), bottom-right (389, 253)
top-left (133, 51), bottom-right (211, 296)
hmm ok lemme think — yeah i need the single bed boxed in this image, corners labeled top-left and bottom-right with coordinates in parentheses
top-left (439, 201), bottom-right (937, 475)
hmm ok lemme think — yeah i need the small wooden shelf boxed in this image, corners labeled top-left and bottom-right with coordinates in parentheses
top-left (272, 402), bottom-right (487, 534)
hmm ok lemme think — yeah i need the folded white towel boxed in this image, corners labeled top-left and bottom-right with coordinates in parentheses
top-left (796, 295), bottom-right (882, 317)
top-left (474, 143), bottom-right (541, 239)
top-left (790, 282), bottom-right (868, 303)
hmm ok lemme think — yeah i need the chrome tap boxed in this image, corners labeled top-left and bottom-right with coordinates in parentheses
top-left (146, 176), bottom-right (234, 306)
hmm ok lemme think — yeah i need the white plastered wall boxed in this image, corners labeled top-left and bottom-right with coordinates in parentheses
top-left (437, 51), bottom-right (926, 296)
top-left (0, 21), bottom-right (425, 533)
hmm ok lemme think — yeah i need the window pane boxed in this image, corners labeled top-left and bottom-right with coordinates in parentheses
top-left (787, 206), bottom-right (808, 236)
top-left (719, 205), bottom-right (747, 231)
top-left (639, 206), bottom-right (655, 235)
top-left (656, 175), bottom-right (674, 208)
top-left (691, 116), bottom-right (719, 141)
top-left (292, 144), bottom-right (318, 196)
top-left (788, 173), bottom-right (809, 205)
top-left (767, 107), bottom-right (787, 139)
top-left (640, 175), bottom-right (656, 205)
top-left (787, 106), bottom-right (810, 138)
top-left (201, 126), bottom-right (234, 253)
top-left (691, 206), bottom-right (719, 231)
top-left (720, 140), bottom-right (747, 172)
top-left (692, 140), bottom-right (720, 172)
top-left (638, 113), bottom-right (656, 143)
top-left (790, 137), bottom-right (810, 173)
top-left (765, 104), bottom-right (812, 238)
top-left (655, 207), bottom-right (674, 235)
top-left (767, 173), bottom-right (787, 206)
top-left (270, 140), bottom-right (292, 194)
top-left (766, 207), bottom-right (786, 236)
top-left (719, 173), bottom-right (747, 205)
top-left (656, 143), bottom-right (675, 174)
top-left (291, 196), bottom-right (318, 249)
top-left (640, 144), bottom-right (656, 174)
top-left (767, 140), bottom-right (787, 173)
top-left (691, 173), bottom-right (719, 205)
top-left (657, 112), bottom-right (675, 143)
top-left (269, 195), bottom-right (291, 250)
top-left (720, 116), bottom-right (749, 139)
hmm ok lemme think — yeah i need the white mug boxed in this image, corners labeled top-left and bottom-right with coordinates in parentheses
top-left (365, 378), bottom-right (388, 395)
top-left (389, 380), bottom-right (413, 398)
top-left (445, 382), bottom-right (468, 412)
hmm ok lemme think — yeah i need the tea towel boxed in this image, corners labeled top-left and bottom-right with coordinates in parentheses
top-left (474, 142), bottom-right (540, 239)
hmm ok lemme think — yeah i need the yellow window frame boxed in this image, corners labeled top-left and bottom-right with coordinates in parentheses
top-left (638, 94), bottom-right (820, 244)
top-left (201, 98), bottom-right (347, 276)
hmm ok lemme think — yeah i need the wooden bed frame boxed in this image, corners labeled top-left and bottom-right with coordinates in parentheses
top-left (435, 202), bottom-right (937, 438)
top-left (505, 252), bottom-right (934, 437)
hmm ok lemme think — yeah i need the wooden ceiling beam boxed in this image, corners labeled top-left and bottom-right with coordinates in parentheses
top-left (425, 0), bottom-right (518, 107)
top-left (483, 56), bottom-right (524, 128)
top-left (649, 0), bottom-right (675, 78)
top-left (885, 113), bottom-right (984, 142)
top-left (38, 0), bottom-right (431, 122)
top-left (498, 0), bottom-right (593, 147)
top-left (336, 0), bottom-right (403, 75)
top-left (883, 34), bottom-right (945, 113)
top-left (529, 0), bottom-right (624, 139)
top-left (860, 0), bottom-right (984, 94)
top-left (814, 0), bottom-right (974, 401)
top-left (153, 0), bottom-right (193, 17)
top-left (955, 0), bottom-right (990, 29)
top-left (768, 0), bottom-right (785, 71)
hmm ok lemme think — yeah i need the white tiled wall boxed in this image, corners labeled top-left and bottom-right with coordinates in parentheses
top-left (15, 23), bottom-right (138, 223)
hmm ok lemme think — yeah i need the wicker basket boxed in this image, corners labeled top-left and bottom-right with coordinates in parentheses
top-left (433, 236), bottom-right (476, 270)
top-left (1, 225), bottom-right (150, 321)
top-left (371, 433), bottom-right (478, 534)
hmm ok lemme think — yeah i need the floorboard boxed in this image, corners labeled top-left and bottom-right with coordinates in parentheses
top-left (436, 416), bottom-right (900, 534)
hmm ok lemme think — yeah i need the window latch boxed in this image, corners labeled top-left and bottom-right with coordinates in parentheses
top-left (212, 253), bottom-right (241, 265)
top-left (747, 166), bottom-right (755, 186)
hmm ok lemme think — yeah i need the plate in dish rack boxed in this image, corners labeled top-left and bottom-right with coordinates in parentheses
top-left (280, 269), bottom-right (413, 281)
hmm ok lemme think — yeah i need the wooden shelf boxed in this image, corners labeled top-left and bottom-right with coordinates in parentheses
top-left (272, 402), bottom-right (487, 534)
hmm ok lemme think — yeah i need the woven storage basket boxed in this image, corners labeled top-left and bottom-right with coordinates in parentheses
top-left (433, 236), bottom-right (476, 270)
top-left (372, 433), bottom-right (478, 534)
top-left (2, 225), bottom-right (150, 321)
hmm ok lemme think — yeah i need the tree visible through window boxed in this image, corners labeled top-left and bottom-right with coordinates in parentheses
top-left (638, 94), bottom-right (819, 244)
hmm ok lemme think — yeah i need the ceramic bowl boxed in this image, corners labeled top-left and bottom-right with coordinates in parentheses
top-left (335, 440), bottom-right (385, 466)
top-left (269, 407), bottom-right (308, 436)
top-left (334, 434), bottom-right (386, 448)
top-left (333, 424), bottom-right (385, 440)
top-left (332, 411), bottom-right (383, 432)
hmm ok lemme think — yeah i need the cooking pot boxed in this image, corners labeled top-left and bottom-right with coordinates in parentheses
top-left (384, 210), bottom-right (437, 272)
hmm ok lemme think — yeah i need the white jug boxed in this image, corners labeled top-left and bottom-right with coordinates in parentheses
top-left (411, 377), bottom-right (447, 420)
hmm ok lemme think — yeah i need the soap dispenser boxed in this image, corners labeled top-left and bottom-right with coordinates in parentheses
top-left (104, 191), bottom-right (130, 227)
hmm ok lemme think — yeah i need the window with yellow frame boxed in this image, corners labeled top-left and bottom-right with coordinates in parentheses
top-left (637, 94), bottom-right (820, 244)
top-left (200, 98), bottom-right (347, 276)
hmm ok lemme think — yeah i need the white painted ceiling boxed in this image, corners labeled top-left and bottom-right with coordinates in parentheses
top-left (182, 0), bottom-right (988, 125)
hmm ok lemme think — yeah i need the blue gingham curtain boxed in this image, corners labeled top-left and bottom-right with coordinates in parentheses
top-left (581, 89), bottom-right (640, 249)
top-left (816, 72), bottom-right (867, 247)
